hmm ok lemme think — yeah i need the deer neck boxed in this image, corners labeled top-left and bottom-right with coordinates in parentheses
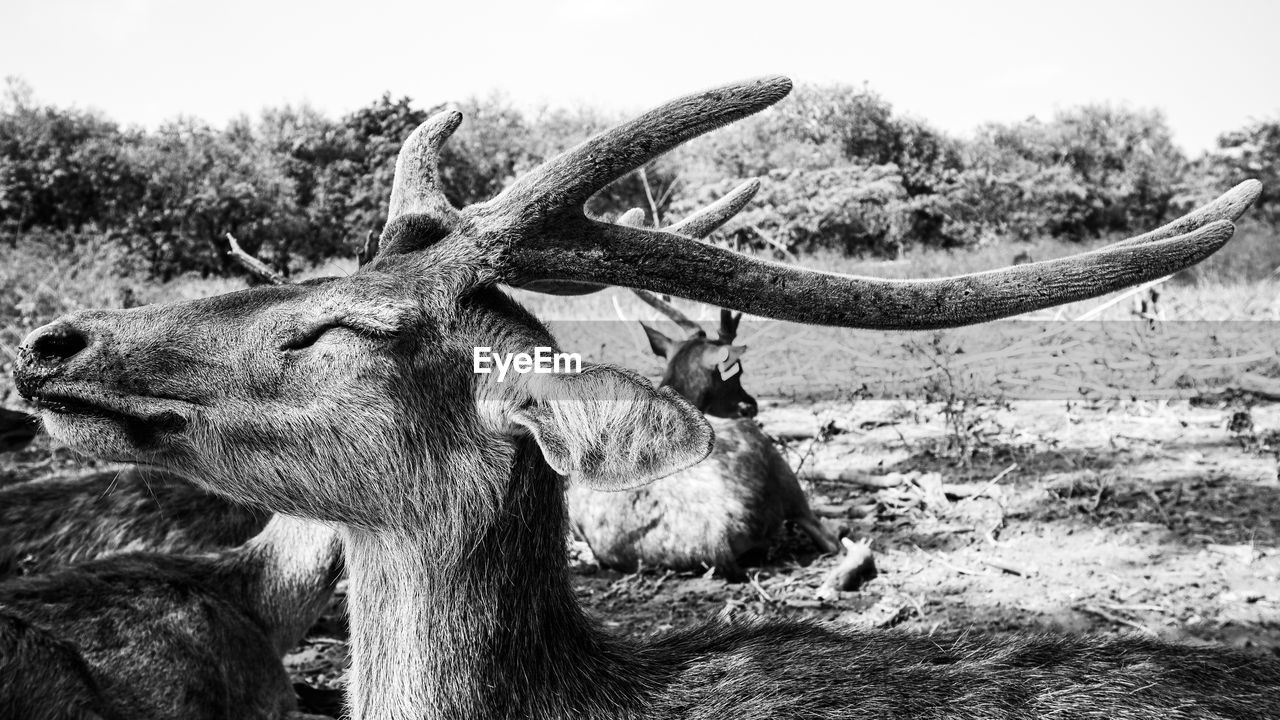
top-left (342, 436), bottom-right (640, 720)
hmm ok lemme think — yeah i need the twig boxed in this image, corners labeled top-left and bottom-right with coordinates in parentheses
top-left (1073, 275), bottom-right (1173, 321)
top-left (1076, 604), bottom-right (1158, 636)
top-left (747, 572), bottom-right (774, 603)
top-left (977, 557), bottom-right (1030, 576)
top-left (226, 233), bottom-right (288, 285)
top-left (958, 463), bottom-right (1018, 505)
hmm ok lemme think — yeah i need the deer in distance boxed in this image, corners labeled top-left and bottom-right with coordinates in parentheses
top-left (567, 205), bottom-right (839, 577)
top-left (12, 76), bottom-right (1278, 719)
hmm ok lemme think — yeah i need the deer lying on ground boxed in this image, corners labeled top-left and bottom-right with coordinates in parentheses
top-left (0, 465), bottom-right (268, 578)
top-left (568, 213), bottom-right (838, 575)
top-left (0, 513), bottom-right (342, 719)
top-left (13, 77), bottom-right (1278, 719)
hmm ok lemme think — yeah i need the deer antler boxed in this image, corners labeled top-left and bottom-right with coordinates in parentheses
top-left (372, 77), bottom-right (1262, 330)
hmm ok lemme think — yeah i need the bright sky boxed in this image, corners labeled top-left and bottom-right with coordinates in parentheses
top-left (6, 0), bottom-right (1278, 154)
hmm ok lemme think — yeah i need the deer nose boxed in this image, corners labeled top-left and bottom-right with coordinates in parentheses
top-left (22, 320), bottom-right (90, 365)
top-left (737, 399), bottom-right (758, 418)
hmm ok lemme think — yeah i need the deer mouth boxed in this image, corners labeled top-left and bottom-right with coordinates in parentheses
top-left (28, 385), bottom-right (193, 457)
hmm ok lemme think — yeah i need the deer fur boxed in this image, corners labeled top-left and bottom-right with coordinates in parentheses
top-left (0, 514), bottom-right (343, 719)
top-left (568, 315), bottom-right (839, 576)
top-left (0, 466), bottom-right (268, 578)
top-left (11, 78), bottom-right (1278, 719)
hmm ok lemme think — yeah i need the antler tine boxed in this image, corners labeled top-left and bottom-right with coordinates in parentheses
top-left (226, 233), bottom-right (289, 286)
top-left (516, 179), bottom-right (761, 297)
top-left (469, 77), bottom-right (791, 236)
top-left (508, 214), bottom-right (1238, 330)
top-left (667, 178), bottom-right (760, 239)
top-left (379, 108), bottom-right (464, 256)
top-left (1107, 179), bottom-right (1262, 249)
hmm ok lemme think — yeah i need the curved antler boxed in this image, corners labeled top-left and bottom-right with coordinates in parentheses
top-left (507, 213), bottom-right (1238, 330)
top-left (381, 77), bottom-right (1260, 330)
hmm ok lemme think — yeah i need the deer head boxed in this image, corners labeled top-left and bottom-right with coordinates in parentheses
top-left (12, 76), bottom-right (1259, 532)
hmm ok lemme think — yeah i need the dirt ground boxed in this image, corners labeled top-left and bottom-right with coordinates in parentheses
top-left (265, 394), bottom-right (1280, 691)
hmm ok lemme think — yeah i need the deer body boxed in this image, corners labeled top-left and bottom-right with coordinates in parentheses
top-left (11, 78), bottom-right (1277, 719)
top-left (0, 466), bottom-right (268, 578)
top-left (569, 412), bottom-right (836, 574)
top-left (0, 514), bottom-right (342, 720)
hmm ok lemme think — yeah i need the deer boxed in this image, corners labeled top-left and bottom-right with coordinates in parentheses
top-left (11, 76), bottom-right (1277, 719)
top-left (0, 513), bottom-right (343, 719)
top-left (0, 465), bottom-right (268, 578)
top-left (567, 207), bottom-right (839, 576)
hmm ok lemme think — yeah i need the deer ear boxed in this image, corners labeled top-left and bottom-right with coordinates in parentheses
top-left (718, 309), bottom-right (741, 343)
top-left (510, 364), bottom-right (713, 491)
top-left (640, 321), bottom-right (677, 358)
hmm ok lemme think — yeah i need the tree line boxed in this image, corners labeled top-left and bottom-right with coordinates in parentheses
top-left (1, 77), bottom-right (1274, 279)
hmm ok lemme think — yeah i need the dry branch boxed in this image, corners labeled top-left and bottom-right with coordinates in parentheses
top-left (226, 233), bottom-right (288, 285)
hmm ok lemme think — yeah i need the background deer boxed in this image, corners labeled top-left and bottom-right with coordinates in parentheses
top-left (12, 77), bottom-right (1276, 719)
top-left (0, 513), bottom-right (342, 719)
top-left (568, 205), bottom-right (838, 576)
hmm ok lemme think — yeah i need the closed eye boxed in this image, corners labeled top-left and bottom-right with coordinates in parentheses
top-left (280, 320), bottom-right (395, 351)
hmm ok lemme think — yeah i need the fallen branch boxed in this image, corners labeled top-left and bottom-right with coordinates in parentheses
top-left (226, 233), bottom-right (288, 285)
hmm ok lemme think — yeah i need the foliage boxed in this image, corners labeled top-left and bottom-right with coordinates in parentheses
top-left (957, 105), bottom-right (1187, 243)
top-left (1205, 117), bottom-right (1280, 225)
top-left (0, 78), bottom-right (1274, 277)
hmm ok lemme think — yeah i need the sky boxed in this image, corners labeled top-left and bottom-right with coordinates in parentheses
top-left (5, 0), bottom-right (1278, 154)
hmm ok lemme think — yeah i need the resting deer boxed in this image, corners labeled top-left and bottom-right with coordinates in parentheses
top-left (0, 513), bottom-right (342, 719)
top-left (0, 466), bottom-right (268, 578)
top-left (568, 216), bottom-right (838, 575)
top-left (12, 77), bottom-right (1277, 719)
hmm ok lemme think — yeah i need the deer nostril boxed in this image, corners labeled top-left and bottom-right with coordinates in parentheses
top-left (738, 400), bottom-right (758, 418)
top-left (27, 322), bottom-right (89, 364)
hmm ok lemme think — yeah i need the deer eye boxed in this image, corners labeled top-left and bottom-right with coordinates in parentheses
top-left (280, 320), bottom-right (395, 351)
